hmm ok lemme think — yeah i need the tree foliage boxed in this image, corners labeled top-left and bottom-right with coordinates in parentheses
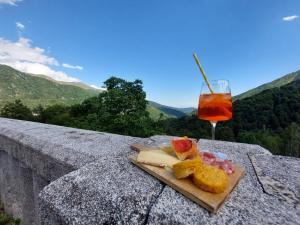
top-left (157, 80), bottom-right (300, 157)
top-left (67, 77), bottom-right (155, 137)
top-left (0, 77), bottom-right (155, 138)
top-left (0, 99), bottom-right (33, 121)
top-left (1, 78), bottom-right (299, 158)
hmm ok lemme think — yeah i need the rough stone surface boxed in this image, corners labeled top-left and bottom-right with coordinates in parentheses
top-left (0, 150), bottom-right (38, 225)
top-left (250, 154), bottom-right (300, 207)
top-left (0, 118), bottom-right (147, 173)
top-left (0, 118), bottom-right (300, 225)
top-left (146, 138), bottom-right (299, 225)
top-left (39, 157), bottom-right (163, 225)
top-left (0, 118), bottom-right (158, 225)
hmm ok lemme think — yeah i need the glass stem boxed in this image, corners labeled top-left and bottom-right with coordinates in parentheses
top-left (210, 121), bottom-right (217, 140)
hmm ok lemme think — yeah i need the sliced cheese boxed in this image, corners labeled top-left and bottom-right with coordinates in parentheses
top-left (147, 149), bottom-right (170, 155)
top-left (159, 145), bottom-right (174, 154)
top-left (136, 150), bottom-right (180, 168)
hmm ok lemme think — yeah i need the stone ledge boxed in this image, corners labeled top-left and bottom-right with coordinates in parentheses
top-left (0, 118), bottom-right (299, 225)
top-left (250, 154), bottom-right (300, 207)
top-left (39, 156), bottom-right (164, 225)
top-left (0, 118), bottom-right (149, 180)
top-left (0, 117), bottom-right (157, 224)
top-left (146, 138), bottom-right (298, 225)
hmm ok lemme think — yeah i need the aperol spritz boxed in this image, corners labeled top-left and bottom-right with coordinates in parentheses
top-left (198, 80), bottom-right (232, 139)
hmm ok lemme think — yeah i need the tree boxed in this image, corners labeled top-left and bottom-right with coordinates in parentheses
top-left (40, 104), bottom-right (72, 126)
top-left (217, 125), bottom-right (235, 141)
top-left (32, 104), bottom-right (45, 122)
top-left (237, 131), bottom-right (258, 144)
top-left (100, 77), bottom-right (153, 136)
top-left (0, 99), bottom-right (33, 121)
top-left (282, 123), bottom-right (300, 157)
top-left (69, 77), bottom-right (155, 137)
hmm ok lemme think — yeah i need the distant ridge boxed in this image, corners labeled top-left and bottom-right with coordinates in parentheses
top-left (234, 70), bottom-right (300, 101)
top-left (28, 73), bottom-right (102, 91)
top-left (148, 101), bottom-right (196, 119)
top-left (0, 64), bottom-right (101, 107)
top-left (0, 64), bottom-right (195, 119)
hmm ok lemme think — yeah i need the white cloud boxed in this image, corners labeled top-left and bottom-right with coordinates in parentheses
top-left (16, 22), bottom-right (25, 30)
top-left (90, 84), bottom-right (106, 91)
top-left (62, 63), bottom-right (83, 70)
top-left (0, 0), bottom-right (21, 6)
top-left (282, 15), bottom-right (298, 21)
top-left (4, 61), bottom-right (80, 82)
top-left (0, 37), bottom-right (80, 82)
top-left (0, 38), bottom-right (57, 65)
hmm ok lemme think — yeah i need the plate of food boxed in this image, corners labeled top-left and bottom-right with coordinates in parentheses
top-left (129, 137), bottom-right (245, 213)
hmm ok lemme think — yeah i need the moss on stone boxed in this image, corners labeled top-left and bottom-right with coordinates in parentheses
top-left (0, 202), bottom-right (20, 225)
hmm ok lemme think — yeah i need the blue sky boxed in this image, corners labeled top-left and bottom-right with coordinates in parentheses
top-left (0, 0), bottom-right (299, 107)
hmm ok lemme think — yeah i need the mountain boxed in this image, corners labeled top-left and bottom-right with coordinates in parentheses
top-left (0, 65), bottom-right (194, 118)
top-left (34, 73), bottom-right (103, 91)
top-left (233, 70), bottom-right (300, 101)
top-left (0, 64), bottom-right (101, 107)
top-left (159, 79), bottom-right (300, 157)
top-left (147, 101), bottom-right (196, 120)
top-left (156, 70), bottom-right (300, 115)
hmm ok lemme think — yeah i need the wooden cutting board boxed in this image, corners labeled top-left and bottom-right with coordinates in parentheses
top-left (129, 144), bottom-right (245, 213)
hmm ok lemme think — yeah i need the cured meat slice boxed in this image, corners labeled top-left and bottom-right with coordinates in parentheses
top-left (200, 152), bottom-right (216, 165)
top-left (200, 151), bottom-right (235, 174)
top-left (220, 160), bottom-right (235, 174)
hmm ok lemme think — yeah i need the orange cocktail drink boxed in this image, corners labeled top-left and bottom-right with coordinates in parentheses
top-left (198, 93), bottom-right (232, 122)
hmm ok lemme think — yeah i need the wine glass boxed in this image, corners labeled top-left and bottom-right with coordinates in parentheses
top-left (198, 80), bottom-right (232, 140)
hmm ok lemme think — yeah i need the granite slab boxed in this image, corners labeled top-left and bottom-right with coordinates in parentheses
top-left (1, 118), bottom-right (299, 225)
top-left (39, 156), bottom-right (164, 225)
top-left (146, 138), bottom-right (299, 225)
top-left (250, 154), bottom-right (300, 207)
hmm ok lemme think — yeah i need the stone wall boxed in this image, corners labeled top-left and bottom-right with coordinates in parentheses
top-left (0, 118), bottom-right (299, 225)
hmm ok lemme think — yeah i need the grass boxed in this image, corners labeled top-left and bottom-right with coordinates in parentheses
top-left (0, 202), bottom-right (20, 225)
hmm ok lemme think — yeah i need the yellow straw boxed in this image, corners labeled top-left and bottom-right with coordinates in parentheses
top-left (193, 53), bottom-right (214, 94)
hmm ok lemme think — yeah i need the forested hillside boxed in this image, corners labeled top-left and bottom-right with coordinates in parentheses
top-left (0, 65), bottom-right (192, 119)
top-left (0, 64), bottom-right (100, 107)
top-left (147, 101), bottom-right (195, 120)
top-left (234, 70), bottom-right (300, 101)
top-left (1, 67), bottom-right (299, 157)
top-left (159, 79), bottom-right (300, 157)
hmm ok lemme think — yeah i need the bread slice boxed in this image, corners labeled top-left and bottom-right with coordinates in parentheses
top-left (173, 156), bottom-right (202, 179)
top-left (193, 165), bottom-right (228, 193)
top-left (172, 138), bottom-right (199, 160)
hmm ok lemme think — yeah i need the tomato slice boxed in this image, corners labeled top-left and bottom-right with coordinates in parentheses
top-left (172, 139), bottom-right (192, 153)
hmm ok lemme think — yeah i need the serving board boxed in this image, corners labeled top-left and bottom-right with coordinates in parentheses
top-left (129, 144), bottom-right (245, 213)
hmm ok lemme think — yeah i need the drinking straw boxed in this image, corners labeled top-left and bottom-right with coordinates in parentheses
top-left (193, 53), bottom-right (214, 93)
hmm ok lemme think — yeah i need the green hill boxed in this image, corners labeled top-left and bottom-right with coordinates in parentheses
top-left (159, 79), bottom-right (300, 157)
top-left (147, 104), bottom-right (174, 120)
top-left (34, 73), bottom-right (103, 91)
top-left (152, 70), bottom-right (300, 117)
top-left (233, 70), bottom-right (300, 101)
top-left (0, 64), bottom-right (194, 119)
top-left (0, 64), bottom-right (101, 107)
top-left (148, 101), bottom-right (196, 120)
